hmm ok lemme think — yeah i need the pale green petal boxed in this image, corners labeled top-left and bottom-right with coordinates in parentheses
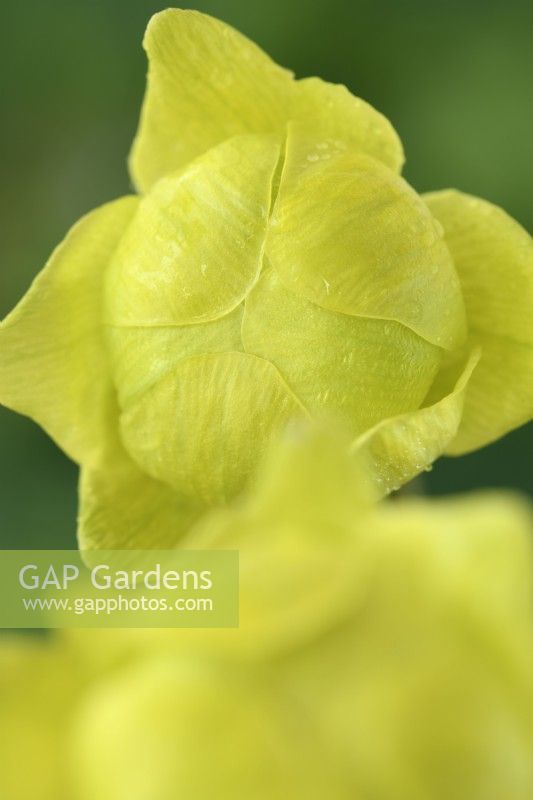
top-left (120, 352), bottom-right (308, 505)
top-left (446, 334), bottom-right (533, 453)
top-left (106, 305), bottom-right (243, 407)
top-left (353, 350), bottom-right (480, 494)
top-left (109, 136), bottom-right (280, 327)
top-left (78, 434), bottom-right (199, 551)
top-left (425, 190), bottom-right (533, 453)
top-left (0, 197), bottom-right (138, 465)
top-left (129, 9), bottom-right (293, 191)
top-left (292, 78), bottom-right (404, 172)
top-left (242, 270), bottom-right (442, 436)
top-left (268, 125), bottom-right (466, 350)
top-left (130, 10), bottom-right (404, 191)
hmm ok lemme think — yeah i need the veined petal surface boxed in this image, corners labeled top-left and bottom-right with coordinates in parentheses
top-left (130, 9), bottom-right (293, 191)
top-left (0, 197), bottom-right (138, 465)
top-left (108, 136), bottom-right (280, 327)
top-left (119, 351), bottom-right (308, 505)
top-left (425, 190), bottom-right (533, 453)
top-left (106, 305), bottom-right (243, 408)
top-left (130, 10), bottom-right (404, 191)
top-left (353, 350), bottom-right (480, 495)
top-left (268, 126), bottom-right (466, 350)
top-left (243, 270), bottom-right (442, 436)
top-left (78, 434), bottom-right (199, 551)
top-left (292, 78), bottom-right (404, 173)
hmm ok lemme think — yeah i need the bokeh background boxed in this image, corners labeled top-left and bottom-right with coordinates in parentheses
top-left (1, 0), bottom-right (531, 548)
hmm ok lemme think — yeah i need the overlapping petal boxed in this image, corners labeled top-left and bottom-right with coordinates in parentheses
top-left (108, 135), bottom-right (280, 327)
top-left (2, 4), bottom-right (530, 554)
top-left (292, 79), bottom-right (404, 172)
top-left (105, 305), bottom-right (243, 407)
top-left (129, 9), bottom-right (293, 191)
top-left (0, 197), bottom-right (137, 465)
top-left (425, 190), bottom-right (533, 453)
top-left (243, 269), bottom-right (442, 436)
top-left (268, 125), bottom-right (467, 350)
top-left (352, 350), bottom-right (480, 494)
top-left (78, 433), bottom-right (200, 552)
top-left (119, 351), bottom-right (308, 505)
top-left (130, 10), bottom-right (404, 191)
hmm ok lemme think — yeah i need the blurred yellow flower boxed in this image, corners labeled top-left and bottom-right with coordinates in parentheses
top-left (0, 9), bottom-right (531, 550)
top-left (2, 429), bottom-right (533, 799)
top-left (0, 637), bottom-right (79, 800)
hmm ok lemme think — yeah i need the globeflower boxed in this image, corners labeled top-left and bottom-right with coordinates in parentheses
top-left (0, 9), bottom-right (531, 549)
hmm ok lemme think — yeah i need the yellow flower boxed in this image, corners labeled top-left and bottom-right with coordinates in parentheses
top-left (1, 430), bottom-right (533, 799)
top-left (0, 9), bottom-right (531, 549)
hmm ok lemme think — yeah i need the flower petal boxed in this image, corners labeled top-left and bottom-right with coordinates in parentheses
top-left (0, 197), bottom-right (138, 465)
top-left (129, 9), bottom-right (293, 191)
top-left (267, 125), bottom-right (466, 350)
top-left (353, 350), bottom-right (480, 495)
top-left (108, 135), bottom-right (280, 327)
top-left (130, 10), bottom-right (404, 191)
top-left (293, 78), bottom-right (404, 173)
top-left (119, 351), bottom-right (308, 505)
top-left (78, 434), bottom-right (199, 551)
top-left (293, 491), bottom-right (533, 800)
top-left (0, 637), bottom-right (79, 800)
top-left (425, 190), bottom-right (533, 453)
top-left (185, 424), bottom-right (375, 660)
top-left (106, 305), bottom-right (243, 408)
top-left (72, 656), bottom-right (342, 800)
top-left (242, 270), bottom-right (442, 436)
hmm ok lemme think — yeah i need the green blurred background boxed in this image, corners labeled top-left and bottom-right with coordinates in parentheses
top-left (1, 0), bottom-right (531, 548)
